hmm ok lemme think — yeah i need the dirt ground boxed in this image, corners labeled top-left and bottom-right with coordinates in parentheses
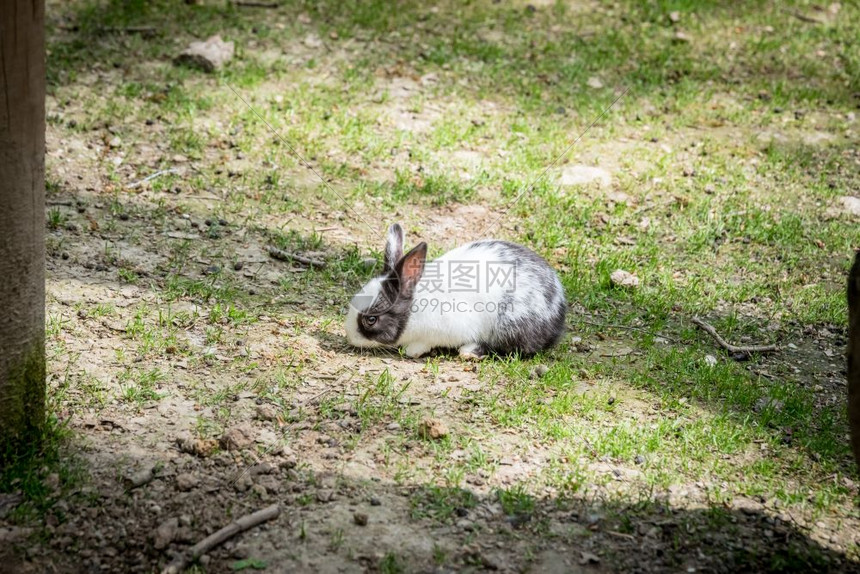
top-left (3, 0), bottom-right (860, 573)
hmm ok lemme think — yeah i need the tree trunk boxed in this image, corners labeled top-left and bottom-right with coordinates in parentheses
top-left (848, 252), bottom-right (860, 470)
top-left (0, 0), bottom-right (46, 460)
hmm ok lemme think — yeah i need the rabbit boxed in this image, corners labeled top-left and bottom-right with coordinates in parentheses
top-left (345, 223), bottom-right (567, 358)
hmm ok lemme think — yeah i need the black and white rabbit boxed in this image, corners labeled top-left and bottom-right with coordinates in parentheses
top-left (345, 224), bottom-right (566, 358)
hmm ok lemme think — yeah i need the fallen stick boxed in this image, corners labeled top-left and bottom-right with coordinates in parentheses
top-left (577, 318), bottom-right (680, 344)
top-left (267, 246), bottom-right (326, 268)
top-left (783, 9), bottom-right (823, 24)
top-left (128, 168), bottom-right (179, 189)
top-left (691, 317), bottom-right (778, 355)
top-left (101, 26), bottom-right (158, 36)
top-left (232, 0), bottom-right (279, 7)
top-left (160, 504), bottom-right (280, 574)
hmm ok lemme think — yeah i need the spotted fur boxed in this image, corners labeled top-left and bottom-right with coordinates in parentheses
top-left (345, 225), bottom-right (567, 358)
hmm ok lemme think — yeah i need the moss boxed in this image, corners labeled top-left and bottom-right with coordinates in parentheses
top-left (0, 337), bottom-right (46, 465)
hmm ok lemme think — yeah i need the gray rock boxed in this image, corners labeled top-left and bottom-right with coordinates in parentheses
top-left (560, 165), bottom-right (611, 187)
top-left (175, 472), bottom-right (199, 492)
top-left (154, 517), bottom-right (179, 550)
top-left (176, 35), bottom-right (234, 72)
top-left (609, 269), bottom-right (639, 289)
top-left (219, 424), bottom-right (254, 451)
top-left (840, 196), bottom-right (860, 217)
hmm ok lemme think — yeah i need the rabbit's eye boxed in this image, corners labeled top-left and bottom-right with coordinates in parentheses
top-left (365, 316), bottom-right (378, 326)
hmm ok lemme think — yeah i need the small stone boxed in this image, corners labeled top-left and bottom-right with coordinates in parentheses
top-left (175, 35), bottom-right (234, 72)
top-left (418, 417), bottom-right (449, 440)
top-left (175, 472), bottom-right (199, 492)
top-left (370, 497), bottom-right (382, 506)
top-left (154, 517), bottom-right (179, 550)
top-left (353, 512), bottom-right (368, 526)
top-left (609, 269), bottom-right (639, 289)
top-left (673, 31), bottom-right (692, 43)
top-left (579, 551), bottom-right (600, 565)
top-left (560, 165), bottom-right (611, 187)
top-left (203, 265), bottom-right (220, 275)
top-left (669, 11), bottom-right (681, 22)
top-left (233, 261), bottom-right (244, 271)
top-left (586, 76), bottom-right (604, 89)
top-left (303, 33), bottom-right (323, 48)
top-left (234, 474), bottom-right (253, 492)
top-left (704, 354), bottom-right (718, 367)
top-left (255, 404), bottom-right (278, 421)
top-left (316, 489), bottom-right (335, 503)
top-left (176, 434), bottom-right (218, 457)
top-left (251, 483), bottom-right (267, 497)
top-left (839, 196), bottom-right (860, 217)
top-left (634, 455), bottom-right (645, 465)
top-left (108, 136), bottom-right (122, 149)
top-left (529, 364), bottom-right (550, 379)
top-left (219, 425), bottom-right (254, 451)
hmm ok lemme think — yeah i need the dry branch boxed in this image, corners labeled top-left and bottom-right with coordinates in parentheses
top-left (782, 9), bottom-right (823, 24)
top-left (128, 169), bottom-right (179, 189)
top-left (160, 504), bottom-right (280, 574)
top-left (266, 246), bottom-right (326, 268)
top-left (232, 0), bottom-right (279, 7)
top-left (691, 317), bottom-right (778, 355)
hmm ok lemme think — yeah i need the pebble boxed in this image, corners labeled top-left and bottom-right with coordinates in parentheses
top-left (175, 473), bottom-right (199, 492)
top-left (219, 425), bottom-right (254, 451)
top-left (610, 269), bottom-right (639, 289)
top-left (353, 512), bottom-right (368, 526)
top-left (154, 517), bottom-right (179, 550)
top-left (418, 417), bottom-right (449, 440)
top-left (175, 35), bottom-right (234, 72)
top-left (529, 364), bottom-right (549, 379)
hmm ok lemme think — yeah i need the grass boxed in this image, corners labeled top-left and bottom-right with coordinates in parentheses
top-left (26, 0), bottom-right (860, 570)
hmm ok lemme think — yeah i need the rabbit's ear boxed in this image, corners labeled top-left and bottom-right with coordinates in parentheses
top-left (393, 242), bottom-right (427, 298)
top-left (384, 224), bottom-right (404, 272)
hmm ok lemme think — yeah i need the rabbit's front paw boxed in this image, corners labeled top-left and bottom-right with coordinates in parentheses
top-left (458, 343), bottom-right (487, 361)
top-left (404, 343), bottom-right (432, 358)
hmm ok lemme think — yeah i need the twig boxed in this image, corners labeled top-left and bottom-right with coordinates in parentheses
top-left (128, 168), bottom-right (179, 189)
top-left (267, 246), bottom-right (326, 268)
top-left (101, 26), bottom-right (158, 36)
top-left (160, 504), bottom-right (280, 574)
top-left (232, 0), bottom-right (279, 6)
top-left (782, 9), bottom-right (823, 24)
top-left (605, 530), bottom-right (637, 541)
top-left (691, 317), bottom-right (778, 354)
top-left (576, 318), bottom-right (680, 344)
